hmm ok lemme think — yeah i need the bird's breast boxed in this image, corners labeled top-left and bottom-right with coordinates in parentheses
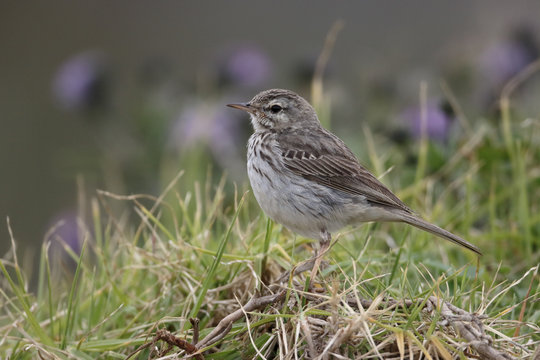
top-left (246, 132), bottom-right (364, 239)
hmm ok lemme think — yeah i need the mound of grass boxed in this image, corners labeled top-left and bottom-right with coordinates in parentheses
top-left (1, 95), bottom-right (539, 358)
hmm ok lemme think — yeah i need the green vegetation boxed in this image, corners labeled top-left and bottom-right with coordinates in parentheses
top-left (1, 91), bottom-right (539, 359)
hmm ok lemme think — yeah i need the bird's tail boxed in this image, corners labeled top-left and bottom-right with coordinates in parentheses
top-left (399, 214), bottom-right (482, 255)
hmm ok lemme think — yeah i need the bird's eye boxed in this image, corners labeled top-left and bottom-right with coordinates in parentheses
top-left (270, 104), bottom-right (282, 114)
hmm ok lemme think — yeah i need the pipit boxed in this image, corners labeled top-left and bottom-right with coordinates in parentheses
top-left (227, 89), bottom-right (481, 277)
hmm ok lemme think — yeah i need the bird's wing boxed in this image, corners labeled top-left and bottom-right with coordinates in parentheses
top-left (277, 127), bottom-right (412, 213)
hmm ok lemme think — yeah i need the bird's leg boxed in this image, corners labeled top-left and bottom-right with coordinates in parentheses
top-left (276, 230), bottom-right (332, 283)
top-left (309, 230), bottom-right (331, 281)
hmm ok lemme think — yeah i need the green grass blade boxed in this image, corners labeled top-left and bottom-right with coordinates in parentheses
top-left (259, 217), bottom-right (273, 287)
top-left (188, 192), bottom-right (247, 322)
top-left (61, 238), bottom-right (87, 349)
top-left (0, 260), bottom-right (54, 347)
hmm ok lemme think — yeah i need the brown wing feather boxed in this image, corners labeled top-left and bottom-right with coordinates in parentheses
top-left (277, 126), bottom-right (412, 213)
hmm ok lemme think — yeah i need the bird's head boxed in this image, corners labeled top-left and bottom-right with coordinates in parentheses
top-left (227, 89), bottom-right (319, 131)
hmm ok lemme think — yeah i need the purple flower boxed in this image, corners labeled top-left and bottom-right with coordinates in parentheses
top-left (46, 210), bottom-right (85, 267)
top-left (479, 27), bottom-right (538, 91)
top-left (401, 101), bottom-right (455, 143)
top-left (169, 102), bottom-right (214, 149)
top-left (168, 99), bottom-right (246, 178)
top-left (52, 51), bottom-right (109, 112)
top-left (219, 45), bottom-right (272, 88)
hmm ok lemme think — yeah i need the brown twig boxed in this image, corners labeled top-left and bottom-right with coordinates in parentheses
top-left (190, 318), bottom-right (200, 344)
top-left (196, 290), bottom-right (286, 349)
top-left (428, 296), bottom-right (514, 360)
top-left (125, 329), bottom-right (203, 360)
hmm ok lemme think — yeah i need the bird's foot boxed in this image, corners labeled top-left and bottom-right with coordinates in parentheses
top-left (276, 239), bottom-right (331, 284)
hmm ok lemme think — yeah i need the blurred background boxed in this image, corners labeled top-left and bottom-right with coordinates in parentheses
top-left (1, 1), bottom-right (539, 260)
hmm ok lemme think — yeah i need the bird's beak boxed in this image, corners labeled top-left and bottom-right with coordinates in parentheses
top-left (226, 102), bottom-right (254, 114)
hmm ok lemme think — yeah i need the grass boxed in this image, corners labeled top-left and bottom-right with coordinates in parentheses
top-left (1, 91), bottom-right (540, 359)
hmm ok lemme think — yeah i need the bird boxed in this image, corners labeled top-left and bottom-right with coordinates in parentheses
top-left (227, 89), bottom-right (481, 276)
